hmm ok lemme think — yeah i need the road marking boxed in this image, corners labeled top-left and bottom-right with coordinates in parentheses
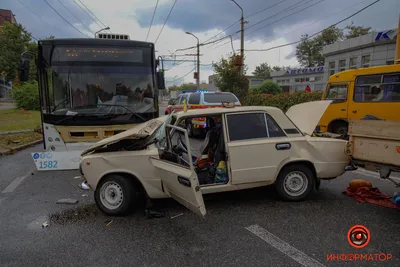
top-left (245, 225), bottom-right (326, 267)
top-left (1, 172), bottom-right (31, 194)
top-left (353, 169), bottom-right (400, 182)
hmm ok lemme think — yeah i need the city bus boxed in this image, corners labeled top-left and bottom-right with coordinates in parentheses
top-left (19, 33), bottom-right (165, 171)
top-left (317, 64), bottom-right (400, 135)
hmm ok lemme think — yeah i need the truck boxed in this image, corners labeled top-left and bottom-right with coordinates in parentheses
top-left (345, 119), bottom-right (400, 187)
top-left (330, 19), bottom-right (400, 187)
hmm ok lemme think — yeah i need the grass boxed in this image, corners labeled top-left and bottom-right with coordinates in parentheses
top-left (0, 109), bottom-right (41, 132)
top-left (0, 132), bottom-right (43, 151)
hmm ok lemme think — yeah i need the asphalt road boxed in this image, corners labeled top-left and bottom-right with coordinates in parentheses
top-left (1, 104), bottom-right (399, 267)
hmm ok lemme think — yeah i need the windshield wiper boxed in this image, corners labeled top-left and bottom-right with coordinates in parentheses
top-left (97, 104), bottom-right (146, 122)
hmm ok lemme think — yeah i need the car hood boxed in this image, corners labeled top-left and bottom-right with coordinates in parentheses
top-left (285, 100), bottom-right (332, 135)
top-left (81, 116), bottom-right (167, 156)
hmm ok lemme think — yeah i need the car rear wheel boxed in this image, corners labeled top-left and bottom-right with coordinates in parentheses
top-left (275, 164), bottom-right (315, 201)
top-left (95, 174), bottom-right (136, 216)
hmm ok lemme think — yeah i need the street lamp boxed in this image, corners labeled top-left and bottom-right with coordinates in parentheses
top-left (95, 27), bottom-right (110, 37)
top-left (186, 31), bottom-right (200, 89)
top-left (230, 0), bottom-right (244, 75)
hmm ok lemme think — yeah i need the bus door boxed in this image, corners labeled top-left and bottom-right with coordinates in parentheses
top-left (349, 73), bottom-right (400, 121)
top-left (323, 82), bottom-right (350, 121)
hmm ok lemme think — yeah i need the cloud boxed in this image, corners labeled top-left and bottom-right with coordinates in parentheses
top-left (3, 0), bottom-right (399, 86)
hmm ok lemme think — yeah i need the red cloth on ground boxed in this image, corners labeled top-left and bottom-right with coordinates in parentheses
top-left (343, 187), bottom-right (399, 209)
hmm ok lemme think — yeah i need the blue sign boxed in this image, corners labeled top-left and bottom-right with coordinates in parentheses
top-left (375, 29), bottom-right (398, 41)
top-left (33, 153), bottom-right (40, 159)
top-left (286, 66), bottom-right (324, 75)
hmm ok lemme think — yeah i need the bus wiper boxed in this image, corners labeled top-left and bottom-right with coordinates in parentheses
top-left (97, 104), bottom-right (146, 122)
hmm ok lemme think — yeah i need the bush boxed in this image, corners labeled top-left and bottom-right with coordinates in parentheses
top-left (249, 80), bottom-right (282, 95)
top-left (242, 91), bottom-right (323, 112)
top-left (12, 81), bottom-right (40, 110)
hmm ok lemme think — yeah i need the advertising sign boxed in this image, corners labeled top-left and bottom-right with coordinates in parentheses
top-left (286, 66), bottom-right (324, 75)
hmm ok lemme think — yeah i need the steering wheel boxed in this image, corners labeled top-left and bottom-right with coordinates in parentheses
top-left (172, 132), bottom-right (188, 155)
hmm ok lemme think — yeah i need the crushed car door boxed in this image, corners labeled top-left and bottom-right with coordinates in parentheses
top-left (149, 124), bottom-right (206, 217)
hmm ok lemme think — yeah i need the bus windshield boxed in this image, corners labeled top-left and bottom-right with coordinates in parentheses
top-left (49, 65), bottom-right (154, 115)
top-left (39, 44), bottom-right (157, 123)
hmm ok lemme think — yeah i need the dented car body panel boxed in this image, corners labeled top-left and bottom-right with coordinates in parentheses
top-left (80, 101), bottom-right (350, 215)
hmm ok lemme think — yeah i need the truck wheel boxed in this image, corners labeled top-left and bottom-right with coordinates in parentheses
top-left (275, 164), bottom-right (315, 201)
top-left (95, 174), bottom-right (136, 216)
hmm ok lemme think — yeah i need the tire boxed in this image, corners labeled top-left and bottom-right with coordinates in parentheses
top-left (95, 174), bottom-right (137, 216)
top-left (331, 121), bottom-right (348, 135)
top-left (275, 164), bottom-right (315, 201)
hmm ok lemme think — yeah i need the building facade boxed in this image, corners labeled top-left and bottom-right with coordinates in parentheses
top-left (0, 9), bottom-right (16, 25)
top-left (323, 28), bottom-right (397, 81)
top-left (271, 66), bottom-right (326, 93)
top-left (270, 28), bottom-right (398, 94)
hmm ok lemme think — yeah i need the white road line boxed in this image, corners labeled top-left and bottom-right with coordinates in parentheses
top-left (353, 169), bottom-right (400, 181)
top-left (245, 225), bottom-right (326, 267)
top-left (1, 172), bottom-right (31, 194)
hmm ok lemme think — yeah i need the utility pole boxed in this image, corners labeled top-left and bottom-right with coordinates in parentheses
top-left (231, 0), bottom-right (244, 75)
top-left (186, 32), bottom-right (200, 89)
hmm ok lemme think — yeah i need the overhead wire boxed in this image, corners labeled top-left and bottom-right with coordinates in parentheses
top-left (72, 0), bottom-right (103, 30)
top-left (146, 0), bottom-right (160, 42)
top-left (42, 0), bottom-right (90, 37)
top-left (16, 0), bottom-right (57, 36)
top-left (245, 0), bottom-right (382, 52)
top-left (175, 0), bottom-right (289, 52)
top-left (173, 66), bottom-right (197, 81)
top-left (154, 0), bottom-right (178, 44)
top-left (213, 0), bottom-right (324, 49)
top-left (56, 0), bottom-right (93, 34)
top-left (246, 0), bottom-right (370, 46)
top-left (76, 0), bottom-right (110, 31)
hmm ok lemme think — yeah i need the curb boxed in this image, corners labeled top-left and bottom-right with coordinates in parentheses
top-left (0, 129), bottom-right (35, 135)
top-left (0, 139), bottom-right (43, 156)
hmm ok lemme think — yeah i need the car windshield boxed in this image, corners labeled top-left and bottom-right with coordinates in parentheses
top-left (154, 112), bottom-right (175, 146)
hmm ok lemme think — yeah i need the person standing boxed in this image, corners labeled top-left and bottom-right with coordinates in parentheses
top-left (305, 85), bottom-right (311, 92)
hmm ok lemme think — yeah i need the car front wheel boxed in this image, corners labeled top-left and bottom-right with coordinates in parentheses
top-left (275, 164), bottom-right (315, 201)
top-left (95, 174), bottom-right (137, 216)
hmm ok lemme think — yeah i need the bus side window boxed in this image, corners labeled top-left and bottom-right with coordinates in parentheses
top-left (354, 73), bottom-right (400, 102)
top-left (325, 84), bottom-right (348, 102)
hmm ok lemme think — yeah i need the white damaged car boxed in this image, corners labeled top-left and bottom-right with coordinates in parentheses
top-left (79, 100), bottom-right (351, 216)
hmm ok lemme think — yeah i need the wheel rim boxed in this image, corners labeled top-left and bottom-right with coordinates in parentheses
top-left (99, 181), bottom-right (124, 210)
top-left (283, 171), bottom-right (308, 197)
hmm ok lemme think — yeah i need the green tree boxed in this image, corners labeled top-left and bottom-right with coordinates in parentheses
top-left (0, 22), bottom-right (33, 81)
top-left (272, 65), bottom-right (291, 71)
top-left (212, 55), bottom-right (249, 98)
top-left (250, 80), bottom-right (282, 95)
top-left (12, 80), bottom-right (40, 110)
top-left (345, 23), bottom-right (371, 39)
top-left (252, 62), bottom-right (272, 77)
top-left (296, 26), bottom-right (344, 67)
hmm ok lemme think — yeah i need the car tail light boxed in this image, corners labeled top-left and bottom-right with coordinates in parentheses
top-left (397, 146), bottom-right (400, 153)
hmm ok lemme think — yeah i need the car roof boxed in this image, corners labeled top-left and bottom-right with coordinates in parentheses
top-left (174, 106), bottom-right (282, 119)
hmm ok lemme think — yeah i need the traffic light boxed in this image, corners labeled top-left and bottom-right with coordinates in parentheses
top-left (194, 72), bottom-right (198, 79)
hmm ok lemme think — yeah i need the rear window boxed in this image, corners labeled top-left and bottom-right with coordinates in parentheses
top-left (203, 93), bottom-right (238, 103)
top-left (188, 93), bottom-right (200, 104)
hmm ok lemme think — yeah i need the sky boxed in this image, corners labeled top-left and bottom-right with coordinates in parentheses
top-left (3, 0), bottom-right (400, 87)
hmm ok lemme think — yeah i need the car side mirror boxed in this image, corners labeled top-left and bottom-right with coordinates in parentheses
top-left (19, 58), bottom-right (30, 82)
top-left (157, 71), bottom-right (166, 90)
